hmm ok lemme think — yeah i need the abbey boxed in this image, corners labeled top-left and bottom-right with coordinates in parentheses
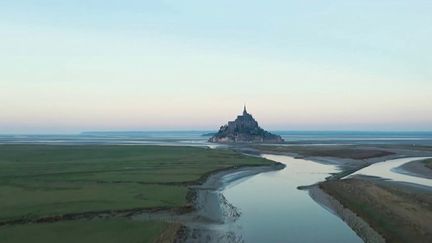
top-left (209, 106), bottom-right (285, 144)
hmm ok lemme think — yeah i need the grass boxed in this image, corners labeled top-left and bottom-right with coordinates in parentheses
top-left (0, 144), bottom-right (272, 242)
top-left (320, 179), bottom-right (432, 243)
top-left (0, 220), bottom-right (169, 243)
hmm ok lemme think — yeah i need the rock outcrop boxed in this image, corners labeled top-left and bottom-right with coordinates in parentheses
top-left (209, 106), bottom-right (284, 144)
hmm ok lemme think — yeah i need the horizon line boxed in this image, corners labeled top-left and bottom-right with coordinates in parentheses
top-left (1, 130), bottom-right (432, 136)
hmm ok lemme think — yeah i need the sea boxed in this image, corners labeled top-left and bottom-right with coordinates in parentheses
top-left (1, 131), bottom-right (432, 146)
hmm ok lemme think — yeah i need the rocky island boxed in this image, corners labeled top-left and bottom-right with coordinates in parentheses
top-left (209, 106), bottom-right (285, 144)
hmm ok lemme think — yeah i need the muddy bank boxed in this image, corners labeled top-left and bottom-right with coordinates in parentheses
top-left (319, 178), bottom-right (432, 243)
top-left (397, 158), bottom-right (432, 179)
top-left (309, 185), bottom-right (385, 243)
top-left (302, 152), bottom-right (432, 243)
top-left (0, 206), bottom-right (192, 227)
top-left (175, 162), bottom-right (285, 242)
top-left (133, 162), bottom-right (285, 242)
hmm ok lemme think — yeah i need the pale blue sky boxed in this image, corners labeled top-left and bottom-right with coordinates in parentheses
top-left (1, 1), bottom-right (431, 133)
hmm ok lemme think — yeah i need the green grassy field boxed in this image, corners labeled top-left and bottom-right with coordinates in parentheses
top-left (0, 220), bottom-right (170, 243)
top-left (320, 179), bottom-right (432, 243)
top-left (0, 145), bottom-right (272, 242)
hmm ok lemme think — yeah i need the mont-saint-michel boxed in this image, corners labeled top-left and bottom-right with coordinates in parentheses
top-left (209, 106), bottom-right (284, 143)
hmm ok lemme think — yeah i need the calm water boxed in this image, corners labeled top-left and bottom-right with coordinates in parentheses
top-left (222, 154), bottom-right (362, 243)
top-left (348, 157), bottom-right (432, 187)
top-left (0, 132), bottom-right (216, 147)
top-left (1, 131), bottom-right (432, 145)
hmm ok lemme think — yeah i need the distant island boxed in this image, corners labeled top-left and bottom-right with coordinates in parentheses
top-left (209, 106), bottom-right (285, 144)
top-left (201, 132), bottom-right (216, 137)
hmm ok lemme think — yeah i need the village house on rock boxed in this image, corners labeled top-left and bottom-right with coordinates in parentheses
top-left (209, 106), bottom-right (285, 144)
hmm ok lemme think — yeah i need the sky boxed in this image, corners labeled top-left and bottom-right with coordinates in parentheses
top-left (1, 0), bottom-right (432, 133)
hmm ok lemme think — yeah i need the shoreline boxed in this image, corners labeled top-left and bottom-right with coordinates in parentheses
top-left (130, 162), bottom-right (286, 242)
top-left (301, 153), bottom-right (432, 243)
top-left (1, 160), bottom-right (285, 230)
top-left (192, 162), bottom-right (285, 222)
top-left (175, 162), bottom-right (285, 242)
top-left (312, 154), bottom-right (432, 243)
top-left (173, 151), bottom-right (431, 242)
top-left (266, 150), bottom-right (432, 182)
top-left (309, 185), bottom-right (385, 243)
top-left (318, 177), bottom-right (432, 243)
top-left (396, 158), bottom-right (432, 179)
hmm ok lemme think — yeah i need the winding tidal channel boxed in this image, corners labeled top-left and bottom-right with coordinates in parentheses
top-left (182, 155), bottom-right (362, 243)
top-left (222, 155), bottom-right (362, 243)
top-left (181, 154), bottom-right (432, 243)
